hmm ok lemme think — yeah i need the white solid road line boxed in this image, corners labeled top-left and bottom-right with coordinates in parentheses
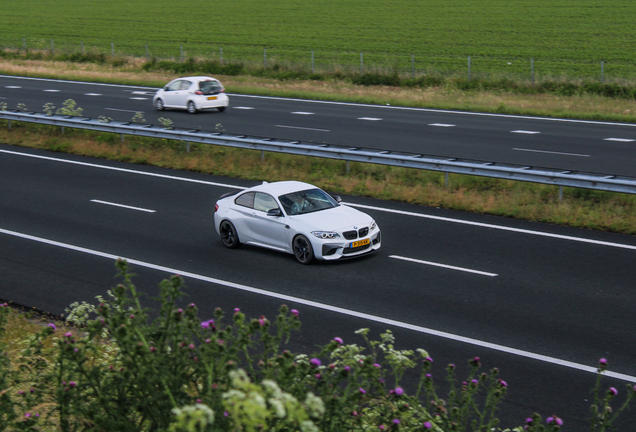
top-left (345, 202), bottom-right (636, 251)
top-left (276, 125), bottom-right (329, 132)
top-left (3, 148), bottom-right (635, 251)
top-left (0, 226), bottom-right (634, 383)
top-left (90, 200), bottom-right (156, 213)
top-left (390, 255), bottom-right (498, 277)
top-left (512, 148), bottom-right (590, 157)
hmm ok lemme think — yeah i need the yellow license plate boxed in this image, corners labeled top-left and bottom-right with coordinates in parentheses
top-left (350, 238), bottom-right (370, 248)
top-left (207, 96), bottom-right (217, 100)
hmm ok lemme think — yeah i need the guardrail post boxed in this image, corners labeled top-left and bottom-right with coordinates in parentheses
top-left (7, 120), bottom-right (11, 130)
top-left (61, 126), bottom-right (64, 135)
top-left (360, 52), bottom-right (363, 74)
top-left (468, 56), bottom-right (471, 82)
top-left (186, 141), bottom-right (190, 153)
top-left (346, 160), bottom-right (350, 174)
top-left (264, 48), bottom-right (267, 68)
top-left (23, 38), bottom-right (26, 51)
top-left (444, 172), bottom-right (449, 188)
top-left (559, 185), bottom-right (563, 201)
top-left (180, 45), bottom-right (184, 62)
top-left (51, 40), bottom-right (54, 54)
top-left (311, 50), bottom-right (314, 74)
top-left (121, 133), bottom-right (124, 143)
top-left (260, 150), bottom-right (265, 161)
top-left (220, 47), bottom-right (223, 62)
top-left (145, 43), bottom-right (149, 59)
top-left (111, 42), bottom-right (114, 56)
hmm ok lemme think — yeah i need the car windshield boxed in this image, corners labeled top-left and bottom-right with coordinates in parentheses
top-left (279, 188), bottom-right (338, 215)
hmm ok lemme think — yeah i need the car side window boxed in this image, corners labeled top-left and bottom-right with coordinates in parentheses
top-left (180, 80), bottom-right (192, 90)
top-left (234, 192), bottom-right (255, 209)
top-left (166, 80), bottom-right (181, 91)
top-left (254, 193), bottom-right (279, 213)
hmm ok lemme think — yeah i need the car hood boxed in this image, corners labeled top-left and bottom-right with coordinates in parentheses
top-left (288, 205), bottom-right (373, 231)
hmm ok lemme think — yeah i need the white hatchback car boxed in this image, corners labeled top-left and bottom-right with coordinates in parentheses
top-left (153, 76), bottom-right (229, 114)
top-left (214, 181), bottom-right (381, 264)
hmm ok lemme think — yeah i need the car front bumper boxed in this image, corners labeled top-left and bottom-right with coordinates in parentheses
top-left (317, 230), bottom-right (381, 260)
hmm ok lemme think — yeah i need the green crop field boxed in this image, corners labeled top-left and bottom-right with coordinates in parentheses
top-left (1, 0), bottom-right (636, 80)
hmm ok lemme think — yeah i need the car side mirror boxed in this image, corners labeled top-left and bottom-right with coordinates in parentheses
top-left (267, 208), bottom-right (283, 217)
top-left (332, 195), bottom-right (342, 203)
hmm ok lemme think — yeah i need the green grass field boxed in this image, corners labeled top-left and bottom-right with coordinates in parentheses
top-left (1, 0), bottom-right (636, 80)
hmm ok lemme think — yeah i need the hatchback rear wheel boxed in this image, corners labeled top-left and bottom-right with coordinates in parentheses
top-left (293, 235), bottom-right (314, 264)
top-left (187, 101), bottom-right (197, 114)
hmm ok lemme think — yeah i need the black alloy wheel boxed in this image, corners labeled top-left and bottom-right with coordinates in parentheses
top-left (293, 235), bottom-right (314, 264)
top-left (220, 221), bottom-right (240, 249)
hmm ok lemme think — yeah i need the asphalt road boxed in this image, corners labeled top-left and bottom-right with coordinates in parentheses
top-left (1, 143), bottom-right (635, 429)
top-left (1, 75), bottom-right (636, 177)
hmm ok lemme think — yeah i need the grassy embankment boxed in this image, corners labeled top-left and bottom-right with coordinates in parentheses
top-left (1, 55), bottom-right (636, 235)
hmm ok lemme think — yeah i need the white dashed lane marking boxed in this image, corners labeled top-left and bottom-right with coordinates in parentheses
top-left (84, 93), bottom-right (102, 96)
top-left (233, 106), bottom-right (255, 110)
top-left (390, 255), bottom-right (498, 277)
top-left (511, 130), bottom-right (541, 134)
top-left (130, 97), bottom-right (148, 100)
top-left (90, 199), bottom-right (156, 213)
top-left (429, 123), bottom-right (455, 127)
top-left (291, 112), bottom-right (314, 115)
top-left (358, 117), bottom-right (382, 121)
top-left (5, 86), bottom-right (21, 89)
top-left (43, 89), bottom-right (60, 92)
top-left (604, 138), bottom-right (635, 142)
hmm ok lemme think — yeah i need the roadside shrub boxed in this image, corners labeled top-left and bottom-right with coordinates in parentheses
top-left (1, 260), bottom-right (634, 431)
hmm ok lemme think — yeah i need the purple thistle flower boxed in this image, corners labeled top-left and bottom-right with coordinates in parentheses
top-left (47, 323), bottom-right (56, 330)
top-left (315, 374), bottom-right (321, 379)
top-left (546, 417), bottom-right (554, 424)
top-left (224, 411), bottom-right (229, 417)
top-left (359, 387), bottom-right (366, 394)
top-left (499, 379), bottom-right (508, 387)
top-left (423, 421), bottom-right (432, 429)
top-left (334, 337), bottom-right (343, 344)
top-left (374, 363), bottom-right (381, 368)
top-left (379, 425), bottom-right (386, 431)
top-left (65, 332), bottom-right (72, 338)
top-left (24, 413), bottom-right (31, 418)
top-left (310, 358), bottom-right (321, 367)
top-left (609, 387), bottom-right (618, 396)
top-left (291, 309), bottom-right (299, 317)
top-left (201, 320), bottom-right (210, 329)
top-left (393, 419), bottom-right (400, 425)
top-left (234, 308), bottom-right (240, 313)
top-left (395, 387), bottom-right (404, 396)
top-left (425, 357), bottom-right (433, 362)
top-left (526, 418), bottom-right (533, 424)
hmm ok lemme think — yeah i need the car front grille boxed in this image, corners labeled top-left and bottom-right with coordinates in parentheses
top-left (343, 230), bottom-right (357, 240)
top-left (358, 227), bottom-right (369, 237)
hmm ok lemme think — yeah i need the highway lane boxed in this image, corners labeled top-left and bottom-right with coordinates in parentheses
top-left (2, 75), bottom-right (636, 176)
top-left (1, 144), bottom-right (635, 428)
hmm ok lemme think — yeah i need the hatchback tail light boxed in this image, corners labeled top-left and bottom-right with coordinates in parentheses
top-left (195, 90), bottom-right (203, 95)
top-left (214, 203), bottom-right (219, 213)
top-left (220, 88), bottom-right (225, 93)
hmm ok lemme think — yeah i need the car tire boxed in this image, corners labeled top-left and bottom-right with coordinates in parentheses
top-left (220, 221), bottom-right (240, 249)
top-left (187, 101), bottom-right (197, 114)
top-left (155, 99), bottom-right (165, 111)
top-left (293, 235), bottom-right (314, 264)
top-left (218, 106), bottom-right (226, 112)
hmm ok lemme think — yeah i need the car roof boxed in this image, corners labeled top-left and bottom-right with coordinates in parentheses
top-left (248, 180), bottom-right (318, 196)
top-left (173, 76), bottom-right (220, 83)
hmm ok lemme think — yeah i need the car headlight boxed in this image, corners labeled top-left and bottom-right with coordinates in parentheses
top-left (370, 220), bottom-right (377, 231)
top-left (311, 231), bottom-right (340, 239)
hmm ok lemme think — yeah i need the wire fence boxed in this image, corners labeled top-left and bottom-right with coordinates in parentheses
top-left (2, 36), bottom-right (636, 84)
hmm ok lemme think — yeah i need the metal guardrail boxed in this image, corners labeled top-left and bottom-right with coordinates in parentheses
top-left (1, 110), bottom-right (635, 195)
